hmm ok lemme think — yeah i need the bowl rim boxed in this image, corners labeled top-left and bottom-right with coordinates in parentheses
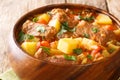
top-left (12, 3), bottom-right (120, 66)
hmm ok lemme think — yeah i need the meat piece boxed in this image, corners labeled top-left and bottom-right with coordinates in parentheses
top-left (50, 8), bottom-right (79, 28)
top-left (47, 55), bottom-right (77, 64)
top-left (57, 32), bottom-right (74, 39)
top-left (44, 27), bottom-right (57, 42)
top-left (34, 48), bottom-right (48, 59)
top-left (67, 16), bottom-right (79, 28)
top-left (51, 8), bottom-right (68, 23)
top-left (22, 20), bottom-right (57, 42)
top-left (74, 20), bottom-right (116, 46)
top-left (22, 20), bottom-right (48, 36)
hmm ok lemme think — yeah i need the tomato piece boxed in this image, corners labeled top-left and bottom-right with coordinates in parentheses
top-left (40, 41), bottom-right (50, 47)
top-left (91, 45), bottom-right (101, 54)
top-left (83, 52), bottom-right (89, 56)
top-left (37, 18), bottom-right (47, 24)
top-left (105, 25), bottom-right (115, 31)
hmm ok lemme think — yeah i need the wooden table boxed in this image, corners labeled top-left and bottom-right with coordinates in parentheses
top-left (0, 0), bottom-right (120, 75)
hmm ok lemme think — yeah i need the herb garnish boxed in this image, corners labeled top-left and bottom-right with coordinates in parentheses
top-left (18, 31), bottom-right (25, 42)
top-left (57, 22), bottom-right (75, 36)
top-left (91, 27), bottom-right (99, 33)
top-left (78, 15), bottom-right (94, 22)
top-left (32, 17), bottom-right (38, 22)
top-left (64, 54), bottom-right (77, 61)
top-left (18, 31), bottom-right (34, 42)
top-left (108, 48), bottom-right (115, 53)
top-left (87, 54), bottom-right (92, 60)
top-left (83, 33), bottom-right (90, 38)
top-left (36, 26), bottom-right (45, 33)
top-left (73, 48), bottom-right (83, 55)
top-left (41, 46), bottom-right (50, 55)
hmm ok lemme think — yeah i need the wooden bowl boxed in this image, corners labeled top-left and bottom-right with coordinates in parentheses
top-left (8, 3), bottom-right (120, 80)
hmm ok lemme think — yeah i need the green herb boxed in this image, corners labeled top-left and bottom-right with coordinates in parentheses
top-left (64, 54), bottom-right (77, 61)
top-left (73, 48), bottom-right (83, 55)
top-left (57, 22), bottom-right (76, 36)
top-left (87, 54), bottom-right (92, 60)
top-left (41, 46), bottom-right (50, 55)
top-left (62, 22), bottom-right (69, 30)
top-left (57, 29), bottom-right (67, 36)
top-left (61, 22), bottom-right (76, 32)
top-left (91, 27), bottom-right (99, 33)
top-left (83, 33), bottom-right (90, 38)
top-left (36, 26), bottom-right (45, 33)
top-left (32, 17), bottom-right (38, 22)
top-left (18, 31), bottom-right (34, 42)
top-left (78, 15), bottom-right (94, 22)
top-left (18, 31), bottom-right (25, 42)
top-left (24, 34), bottom-right (34, 40)
top-left (78, 15), bottom-right (83, 20)
top-left (84, 16), bottom-right (95, 22)
top-left (108, 48), bottom-right (115, 53)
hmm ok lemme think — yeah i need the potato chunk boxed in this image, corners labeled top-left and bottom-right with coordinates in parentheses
top-left (81, 38), bottom-right (98, 50)
top-left (48, 19), bottom-right (61, 32)
top-left (57, 38), bottom-right (79, 54)
top-left (21, 42), bottom-right (37, 56)
top-left (96, 14), bottom-right (112, 25)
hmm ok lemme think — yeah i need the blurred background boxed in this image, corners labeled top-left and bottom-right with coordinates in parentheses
top-left (0, 0), bottom-right (120, 74)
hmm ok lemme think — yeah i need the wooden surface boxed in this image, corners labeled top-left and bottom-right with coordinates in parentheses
top-left (0, 0), bottom-right (120, 74)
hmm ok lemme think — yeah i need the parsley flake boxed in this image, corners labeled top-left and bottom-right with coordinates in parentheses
top-left (64, 54), bottom-right (77, 61)
top-left (73, 48), bottom-right (83, 55)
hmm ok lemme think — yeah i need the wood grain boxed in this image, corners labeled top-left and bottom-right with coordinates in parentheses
top-left (0, 0), bottom-right (120, 75)
top-left (106, 0), bottom-right (120, 20)
top-left (67, 0), bottom-right (107, 10)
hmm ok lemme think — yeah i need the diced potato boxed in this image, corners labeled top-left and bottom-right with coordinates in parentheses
top-left (74, 38), bottom-right (83, 48)
top-left (21, 42), bottom-right (38, 56)
top-left (102, 50), bottom-right (110, 57)
top-left (113, 29), bottom-right (120, 36)
top-left (48, 19), bottom-right (61, 31)
top-left (50, 49), bottom-right (64, 55)
top-left (96, 14), bottom-right (112, 25)
top-left (38, 13), bottom-right (50, 23)
top-left (81, 38), bottom-right (98, 50)
top-left (57, 38), bottom-right (79, 54)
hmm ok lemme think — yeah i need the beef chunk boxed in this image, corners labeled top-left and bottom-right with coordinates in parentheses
top-left (34, 48), bottom-right (48, 59)
top-left (74, 20), bottom-right (116, 46)
top-left (57, 32), bottom-right (74, 39)
top-left (51, 8), bottom-right (68, 23)
top-left (22, 20), bottom-right (57, 42)
top-left (50, 8), bottom-right (79, 28)
top-left (22, 20), bottom-right (41, 36)
top-left (22, 20), bottom-right (48, 36)
top-left (44, 27), bottom-right (57, 42)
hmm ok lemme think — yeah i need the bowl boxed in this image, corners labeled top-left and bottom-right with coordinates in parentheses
top-left (8, 3), bottom-right (120, 80)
